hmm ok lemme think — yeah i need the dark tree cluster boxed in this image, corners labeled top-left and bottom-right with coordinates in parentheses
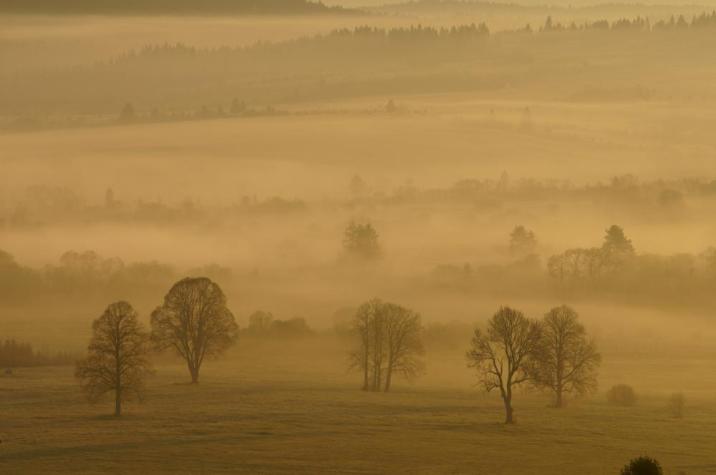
top-left (343, 222), bottom-right (381, 260)
top-left (0, 339), bottom-right (75, 370)
top-left (245, 311), bottom-right (313, 339)
top-left (547, 225), bottom-right (636, 284)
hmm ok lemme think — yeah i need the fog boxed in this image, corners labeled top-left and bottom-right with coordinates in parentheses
top-left (1, 1), bottom-right (716, 473)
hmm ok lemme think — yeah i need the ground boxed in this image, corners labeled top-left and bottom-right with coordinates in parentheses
top-left (2, 358), bottom-right (715, 474)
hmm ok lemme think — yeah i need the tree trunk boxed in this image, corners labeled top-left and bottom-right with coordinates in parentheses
top-left (503, 397), bottom-right (514, 424)
top-left (555, 386), bottom-right (564, 408)
top-left (362, 352), bottom-right (369, 391)
top-left (114, 389), bottom-right (122, 417)
top-left (384, 364), bottom-right (393, 392)
top-left (189, 362), bottom-right (199, 384)
top-left (372, 361), bottom-right (381, 391)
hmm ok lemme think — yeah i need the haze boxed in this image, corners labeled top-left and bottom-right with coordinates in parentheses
top-left (1, 1), bottom-right (716, 474)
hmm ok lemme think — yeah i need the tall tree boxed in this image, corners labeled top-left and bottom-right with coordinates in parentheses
top-left (602, 225), bottom-right (635, 271)
top-left (150, 277), bottom-right (238, 383)
top-left (75, 301), bottom-right (151, 416)
top-left (466, 306), bottom-right (541, 424)
top-left (349, 299), bottom-right (381, 391)
top-left (531, 305), bottom-right (601, 407)
top-left (383, 304), bottom-right (424, 392)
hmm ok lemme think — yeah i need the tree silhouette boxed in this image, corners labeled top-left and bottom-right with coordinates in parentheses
top-left (509, 225), bottom-right (537, 257)
top-left (75, 301), bottom-right (151, 416)
top-left (349, 299), bottom-right (424, 392)
top-left (150, 277), bottom-right (238, 383)
top-left (620, 456), bottom-right (663, 475)
top-left (343, 222), bottom-right (381, 260)
top-left (530, 305), bottom-right (601, 407)
top-left (467, 306), bottom-right (541, 423)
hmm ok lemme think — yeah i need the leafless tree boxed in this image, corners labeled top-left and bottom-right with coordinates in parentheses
top-left (150, 277), bottom-right (238, 383)
top-left (383, 303), bottom-right (424, 392)
top-left (349, 299), bottom-right (380, 390)
top-left (75, 301), bottom-right (151, 416)
top-left (349, 299), bottom-right (424, 392)
top-left (466, 306), bottom-right (541, 424)
top-left (531, 305), bottom-right (601, 407)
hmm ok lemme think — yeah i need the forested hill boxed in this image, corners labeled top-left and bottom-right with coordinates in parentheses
top-left (0, 0), bottom-right (350, 15)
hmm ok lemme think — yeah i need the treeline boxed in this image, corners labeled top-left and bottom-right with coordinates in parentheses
top-left (5, 16), bottom-right (716, 119)
top-left (429, 224), bottom-right (716, 310)
top-left (0, 340), bottom-right (75, 369)
top-left (3, 175), bottom-right (714, 229)
top-left (0, 0), bottom-right (347, 15)
top-left (2, 186), bottom-right (306, 228)
top-left (540, 11), bottom-right (716, 32)
top-left (0, 249), bottom-right (181, 300)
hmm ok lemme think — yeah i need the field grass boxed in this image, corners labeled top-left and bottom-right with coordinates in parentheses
top-left (2, 356), bottom-right (716, 474)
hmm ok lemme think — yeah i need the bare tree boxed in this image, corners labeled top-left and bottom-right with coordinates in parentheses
top-left (75, 301), bottom-right (151, 416)
top-left (349, 299), bottom-right (424, 392)
top-left (150, 277), bottom-right (238, 383)
top-left (466, 306), bottom-right (541, 424)
top-left (383, 303), bottom-right (424, 392)
top-left (349, 299), bottom-right (381, 391)
top-left (531, 305), bottom-right (601, 407)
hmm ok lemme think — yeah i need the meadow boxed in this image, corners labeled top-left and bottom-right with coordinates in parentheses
top-left (2, 349), bottom-right (716, 474)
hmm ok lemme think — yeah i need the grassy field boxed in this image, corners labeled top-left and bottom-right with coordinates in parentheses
top-left (2, 354), bottom-right (716, 474)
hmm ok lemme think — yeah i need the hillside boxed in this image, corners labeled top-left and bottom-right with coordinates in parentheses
top-left (0, 0), bottom-right (350, 15)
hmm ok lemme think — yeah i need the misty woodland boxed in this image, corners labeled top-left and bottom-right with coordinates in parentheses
top-left (2, 0), bottom-right (716, 474)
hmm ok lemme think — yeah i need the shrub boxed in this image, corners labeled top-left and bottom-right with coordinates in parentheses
top-left (668, 393), bottom-right (685, 418)
top-left (620, 456), bottom-right (663, 475)
top-left (607, 384), bottom-right (637, 406)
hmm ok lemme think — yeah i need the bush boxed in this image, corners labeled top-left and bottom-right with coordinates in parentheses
top-left (607, 384), bottom-right (637, 406)
top-left (620, 456), bottom-right (663, 475)
top-left (668, 393), bottom-right (685, 418)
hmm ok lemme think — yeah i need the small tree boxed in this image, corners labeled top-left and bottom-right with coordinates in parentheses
top-left (119, 102), bottom-right (136, 123)
top-left (343, 221), bottom-right (381, 260)
top-left (531, 305), bottom-right (601, 407)
top-left (466, 307), bottom-right (541, 424)
top-left (620, 457), bottom-right (663, 475)
top-left (602, 225), bottom-right (635, 271)
top-left (150, 277), bottom-right (238, 383)
top-left (383, 304), bottom-right (424, 392)
top-left (248, 310), bottom-right (274, 333)
top-left (509, 225), bottom-right (537, 257)
top-left (607, 384), bottom-right (637, 406)
top-left (75, 301), bottom-right (151, 416)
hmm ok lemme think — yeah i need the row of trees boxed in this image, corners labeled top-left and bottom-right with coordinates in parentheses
top-left (0, 339), bottom-right (75, 369)
top-left (547, 225), bottom-right (636, 284)
top-left (541, 12), bottom-right (716, 32)
top-left (75, 277), bottom-right (238, 416)
top-left (345, 298), bottom-right (600, 424)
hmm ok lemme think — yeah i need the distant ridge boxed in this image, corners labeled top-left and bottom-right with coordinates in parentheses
top-left (0, 0), bottom-right (352, 15)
